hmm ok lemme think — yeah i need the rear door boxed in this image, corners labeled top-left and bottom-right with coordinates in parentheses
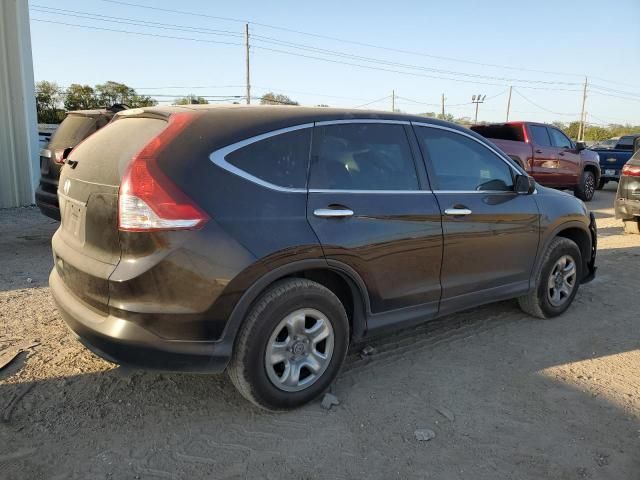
top-left (54, 115), bottom-right (167, 311)
top-left (527, 124), bottom-right (561, 186)
top-left (412, 123), bottom-right (540, 314)
top-left (306, 120), bottom-right (443, 318)
top-left (548, 126), bottom-right (580, 185)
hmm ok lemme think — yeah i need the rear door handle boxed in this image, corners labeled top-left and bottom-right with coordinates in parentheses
top-left (444, 208), bottom-right (472, 216)
top-left (535, 149), bottom-right (543, 154)
top-left (313, 208), bottom-right (354, 218)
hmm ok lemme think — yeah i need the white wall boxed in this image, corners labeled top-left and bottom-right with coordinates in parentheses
top-left (0, 0), bottom-right (39, 208)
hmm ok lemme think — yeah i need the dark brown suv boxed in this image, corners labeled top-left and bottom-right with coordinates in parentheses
top-left (50, 106), bottom-right (597, 410)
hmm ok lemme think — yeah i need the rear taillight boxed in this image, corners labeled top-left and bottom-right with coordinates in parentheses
top-left (622, 164), bottom-right (640, 177)
top-left (118, 113), bottom-right (210, 232)
top-left (52, 148), bottom-right (71, 164)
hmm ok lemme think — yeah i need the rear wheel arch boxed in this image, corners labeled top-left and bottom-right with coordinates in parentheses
top-left (224, 259), bottom-right (369, 347)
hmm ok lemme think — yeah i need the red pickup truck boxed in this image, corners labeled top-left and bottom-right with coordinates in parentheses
top-left (471, 122), bottom-right (601, 201)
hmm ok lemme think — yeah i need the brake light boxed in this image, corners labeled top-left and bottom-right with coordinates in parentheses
top-left (53, 149), bottom-right (69, 165)
top-left (118, 113), bottom-right (210, 232)
top-left (622, 164), bottom-right (640, 177)
top-left (522, 124), bottom-right (530, 144)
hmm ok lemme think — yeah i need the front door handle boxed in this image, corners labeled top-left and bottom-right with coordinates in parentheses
top-left (314, 208), bottom-right (354, 218)
top-left (444, 208), bottom-right (472, 216)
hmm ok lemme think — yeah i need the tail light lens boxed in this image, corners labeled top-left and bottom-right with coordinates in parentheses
top-left (52, 148), bottom-right (70, 165)
top-left (118, 113), bottom-right (210, 232)
top-left (622, 164), bottom-right (640, 177)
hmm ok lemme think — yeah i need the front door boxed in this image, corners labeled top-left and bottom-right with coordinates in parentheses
top-left (528, 124), bottom-right (562, 186)
top-left (306, 120), bottom-right (443, 318)
top-left (548, 126), bottom-right (580, 186)
top-left (412, 123), bottom-right (540, 314)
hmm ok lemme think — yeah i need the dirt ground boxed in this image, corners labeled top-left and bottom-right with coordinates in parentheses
top-left (1, 186), bottom-right (639, 480)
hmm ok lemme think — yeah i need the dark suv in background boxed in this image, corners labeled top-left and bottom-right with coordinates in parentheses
top-left (50, 106), bottom-right (597, 410)
top-left (36, 104), bottom-right (127, 220)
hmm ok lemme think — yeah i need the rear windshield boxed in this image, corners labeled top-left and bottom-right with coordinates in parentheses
top-left (49, 115), bottom-right (98, 149)
top-left (470, 124), bottom-right (525, 142)
top-left (68, 117), bottom-right (167, 186)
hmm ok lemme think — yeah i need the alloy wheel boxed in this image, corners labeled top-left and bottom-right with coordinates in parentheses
top-left (265, 308), bottom-right (335, 392)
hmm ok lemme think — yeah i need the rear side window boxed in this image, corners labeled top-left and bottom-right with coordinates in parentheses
top-left (529, 125), bottom-right (552, 146)
top-left (548, 128), bottom-right (572, 149)
top-left (309, 123), bottom-right (419, 190)
top-left (415, 126), bottom-right (514, 191)
top-left (225, 128), bottom-right (311, 189)
top-left (49, 115), bottom-right (97, 149)
top-left (470, 124), bottom-right (524, 142)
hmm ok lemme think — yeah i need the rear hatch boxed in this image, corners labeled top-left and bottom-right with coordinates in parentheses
top-left (53, 114), bottom-right (168, 311)
top-left (39, 114), bottom-right (100, 196)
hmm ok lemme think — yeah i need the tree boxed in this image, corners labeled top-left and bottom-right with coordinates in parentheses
top-left (35, 80), bottom-right (64, 123)
top-left (174, 94), bottom-right (209, 105)
top-left (260, 92), bottom-right (299, 106)
top-left (95, 81), bottom-right (156, 108)
top-left (64, 84), bottom-right (99, 111)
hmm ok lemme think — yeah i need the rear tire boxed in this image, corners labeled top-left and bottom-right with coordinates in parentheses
top-left (518, 237), bottom-right (582, 319)
top-left (574, 170), bottom-right (596, 201)
top-left (623, 219), bottom-right (640, 234)
top-left (596, 178), bottom-right (606, 190)
top-left (228, 278), bottom-right (349, 411)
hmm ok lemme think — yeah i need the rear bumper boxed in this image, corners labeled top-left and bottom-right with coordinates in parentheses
top-left (50, 268), bottom-right (232, 373)
top-left (615, 197), bottom-right (640, 220)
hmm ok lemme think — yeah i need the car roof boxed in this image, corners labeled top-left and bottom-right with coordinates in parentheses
top-left (119, 104), bottom-right (471, 133)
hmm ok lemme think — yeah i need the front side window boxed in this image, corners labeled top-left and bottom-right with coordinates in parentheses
top-left (309, 123), bottom-right (419, 190)
top-left (549, 128), bottom-right (572, 149)
top-left (225, 128), bottom-right (311, 189)
top-left (415, 126), bottom-right (514, 191)
top-left (529, 125), bottom-right (552, 147)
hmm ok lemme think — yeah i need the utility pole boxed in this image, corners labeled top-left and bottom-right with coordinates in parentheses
top-left (391, 89), bottom-right (395, 112)
top-left (471, 94), bottom-right (486, 123)
top-left (506, 86), bottom-right (513, 122)
top-left (441, 93), bottom-right (445, 118)
top-left (578, 76), bottom-right (588, 141)
top-left (245, 23), bottom-right (251, 105)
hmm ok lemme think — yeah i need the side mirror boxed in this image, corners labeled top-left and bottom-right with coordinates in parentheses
top-left (575, 141), bottom-right (586, 152)
top-left (515, 174), bottom-right (535, 195)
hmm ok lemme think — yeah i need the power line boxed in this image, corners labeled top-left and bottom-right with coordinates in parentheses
top-left (31, 5), bottom-right (582, 88)
top-left (30, 4), bottom-right (243, 38)
top-left (32, 17), bottom-right (581, 91)
top-left (30, 18), bottom-right (243, 47)
top-left (93, 0), bottom-right (588, 79)
top-left (512, 89), bottom-right (577, 116)
top-left (352, 96), bottom-right (392, 109)
top-left (590, 91), bottom-right (640, 103)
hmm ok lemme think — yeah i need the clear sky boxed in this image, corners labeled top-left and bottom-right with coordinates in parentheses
top-left (29, 0), bottom-right (640, 125)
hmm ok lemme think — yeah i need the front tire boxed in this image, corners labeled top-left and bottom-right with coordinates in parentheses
top-left (518, 237), bottom-right (582, 319)
top-left (574, 170), bottom-right (596, 201)
top-left (228, 278), bottom-right (349, 410)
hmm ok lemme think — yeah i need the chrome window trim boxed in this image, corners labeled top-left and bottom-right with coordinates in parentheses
top-left (411, 122), bottom-right (526, 176)
top-left (209, 123), bottom-right (313, 193)
top-left (309, 189), bottom-right (432, 194)
top-left (315, 119), bottom-right (410, 126)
